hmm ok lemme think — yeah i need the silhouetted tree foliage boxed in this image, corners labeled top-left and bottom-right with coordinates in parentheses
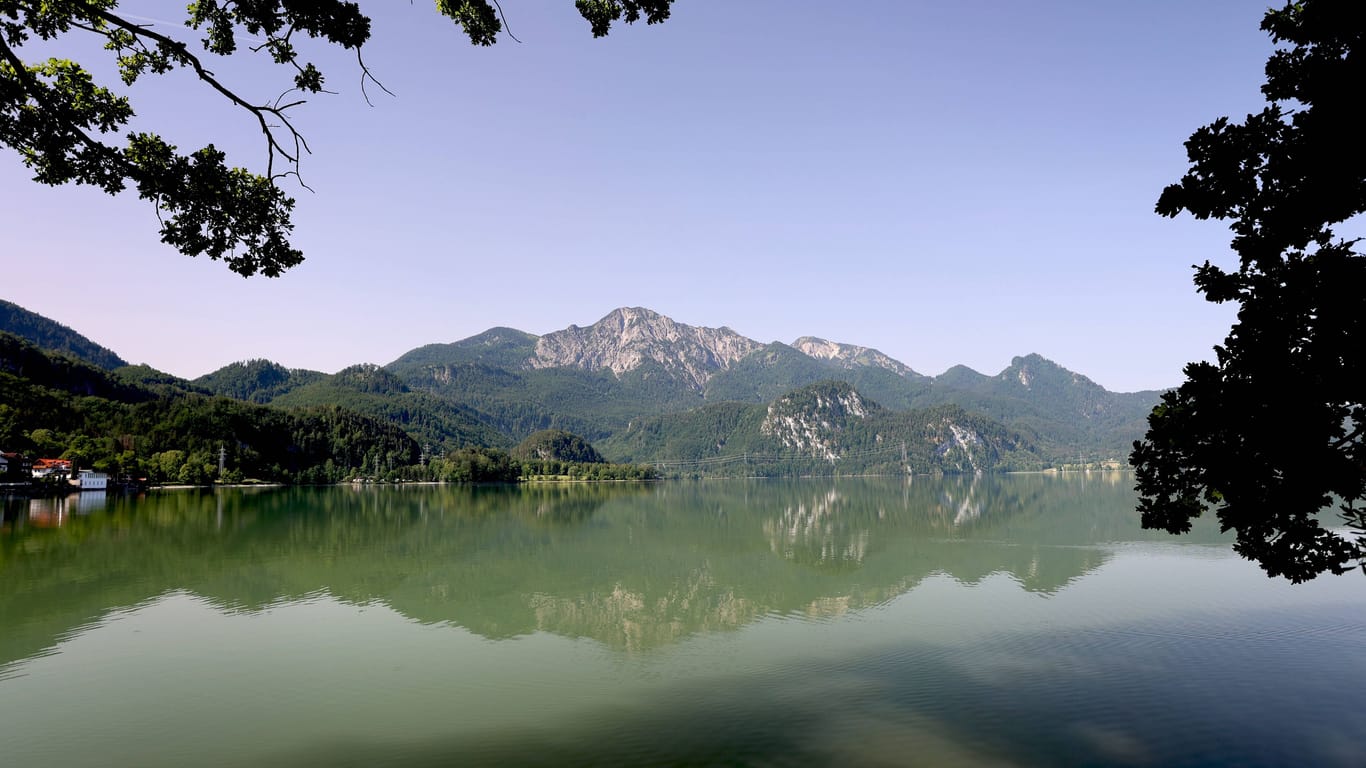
top-left (1131, 0), bottom-right (1365, 581)
top-left (0, 1), bottom-right (675, 276)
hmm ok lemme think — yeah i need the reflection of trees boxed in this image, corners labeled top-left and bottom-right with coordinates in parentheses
top-left (0, 478), bottom-right (1233, 660)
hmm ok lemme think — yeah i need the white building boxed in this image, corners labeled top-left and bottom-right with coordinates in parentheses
top-left (76, 470), bottom-right (109, 491)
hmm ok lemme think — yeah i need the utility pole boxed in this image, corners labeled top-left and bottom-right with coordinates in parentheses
top-left (218, 444), bottom-right (226, 478)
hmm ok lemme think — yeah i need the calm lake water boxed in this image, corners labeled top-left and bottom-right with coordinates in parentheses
top-left (1, 475), bottom-right (1363, 767)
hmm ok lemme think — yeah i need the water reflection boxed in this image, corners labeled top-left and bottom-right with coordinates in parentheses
top-left (3, 478), bottom-right (1364, 768)
top-left (0, 476), bottom-right (1230, 663)
top-left (765, 486), bottom-right (871, 569)
top-left (3, 491), bottom-right (111, 530)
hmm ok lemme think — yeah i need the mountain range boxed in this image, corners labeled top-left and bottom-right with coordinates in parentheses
top-left (2, 302), bottom-right (1163, 473)
top-left (380, 307), bottom-right (1160, 461)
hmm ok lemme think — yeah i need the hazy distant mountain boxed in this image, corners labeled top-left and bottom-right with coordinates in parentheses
top-left (791, 336), bottom-right (922, 378)
top-left (0, 298), bottom-right (127, 370)
top-left (703, 341), bottom-right (935, 410)
top-left (912, 354), bottom-right (1160, 458)
top-left (390, 309), bottom-right (943, 441)
top-left (391, 327), bottom-right (540, 372)
top-left (529, 307), bottom-right (765, 391)
top-left (392, 308), bottom-right (766, 393)
top-left (387, 307), bottom-right (1160, 460)
top-left (386, 310), bottom-right (731, 441)
top-left (701, 342), bottom-right (838, 403)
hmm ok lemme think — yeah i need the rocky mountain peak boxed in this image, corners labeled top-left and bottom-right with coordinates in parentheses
top-left (1002, 354), bottom-right (1099, 393)
top-left (529, 308), bottom-right (765, 391)
top-left (791, 336), bottom-right (920, 378)
top-left (768, 380), bottom-right (875, 420)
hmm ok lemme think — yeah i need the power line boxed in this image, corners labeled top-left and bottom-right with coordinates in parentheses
top-left (649, 442), bottom-right (907, 470)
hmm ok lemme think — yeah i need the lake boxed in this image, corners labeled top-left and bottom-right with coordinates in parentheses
top-left (1, 475), bottom-right (1363, 767)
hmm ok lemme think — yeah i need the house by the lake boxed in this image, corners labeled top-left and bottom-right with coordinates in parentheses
top-left (74, 469), bottom-right (109, 491)
top-left (31, 458), bottom-right (73, 478)
top-left (1, 451), bottom-right (32, 476)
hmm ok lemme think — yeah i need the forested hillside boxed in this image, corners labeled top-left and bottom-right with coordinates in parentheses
top-left (193, 359), bottom-right (325, 403)
top-left (0, 299), bottom-right (127, 370)
top-left (1, 332), bottom-right (418, 483)
top-left (602, 381), bottom-right (1045, 476)
top-left (263, 364), bottom-right (510, 451)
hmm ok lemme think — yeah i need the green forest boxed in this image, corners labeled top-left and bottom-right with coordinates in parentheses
top-left (0, 332), bottom-right (652, 487)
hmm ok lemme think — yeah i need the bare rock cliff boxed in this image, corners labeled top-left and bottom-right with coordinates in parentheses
top-left (761, 383), bottom-right (875, 462)
top-left (529, 307), bottom-right (765, 391)
top-left (791, 336), bottom-right (920, 378)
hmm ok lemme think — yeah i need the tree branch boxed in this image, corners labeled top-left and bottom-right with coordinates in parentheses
top-left (74, 1), bottom-right (310, 180)
top-left (490, 0), bottom-right (523, 43)
top-left (0, 33), bottom-right (135, 179)
top-left (357, 48), bottom-right (395, 107)
top-left (1330, 422), bottom-right (1364, 450)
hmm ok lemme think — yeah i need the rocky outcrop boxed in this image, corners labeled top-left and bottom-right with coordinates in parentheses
top-left (529, 307), bottom-right (764, 391)
top-left (761, 382), bottom-right (875, 462)
top-left (791, 336), bottom-right (922, 378)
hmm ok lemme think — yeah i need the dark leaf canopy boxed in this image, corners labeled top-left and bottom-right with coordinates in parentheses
top-left (1134, 0), bottom-right (1365, 581)
top-left (0, 0), bottom-right (676, 276)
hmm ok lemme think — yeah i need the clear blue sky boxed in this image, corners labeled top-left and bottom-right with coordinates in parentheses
top-left (1, 1), bottom-right (1277, 392)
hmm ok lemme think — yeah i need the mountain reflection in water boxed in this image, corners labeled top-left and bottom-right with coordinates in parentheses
top-left (4, 474), bottom-right (1215, 659)
top-left (2, 476), bottom-right (1364, 768)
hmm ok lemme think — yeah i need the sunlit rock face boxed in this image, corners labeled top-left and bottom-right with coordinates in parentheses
top-left (529, 307), bottom-right (765, 391)
top-left (791, 336), bottom-right (922, 378)
top-left (761, 382), bottom-right (874, 462)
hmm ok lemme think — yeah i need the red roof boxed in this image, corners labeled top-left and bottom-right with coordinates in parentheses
top-left (32, 458), bottom-right (73, 470)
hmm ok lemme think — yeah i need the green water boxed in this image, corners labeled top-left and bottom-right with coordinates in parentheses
top-left (1, 475), bottom-right (1363, 767)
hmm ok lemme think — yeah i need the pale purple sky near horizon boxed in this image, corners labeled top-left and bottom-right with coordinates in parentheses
top-left (1, 1), bottom-right (1277, 392)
